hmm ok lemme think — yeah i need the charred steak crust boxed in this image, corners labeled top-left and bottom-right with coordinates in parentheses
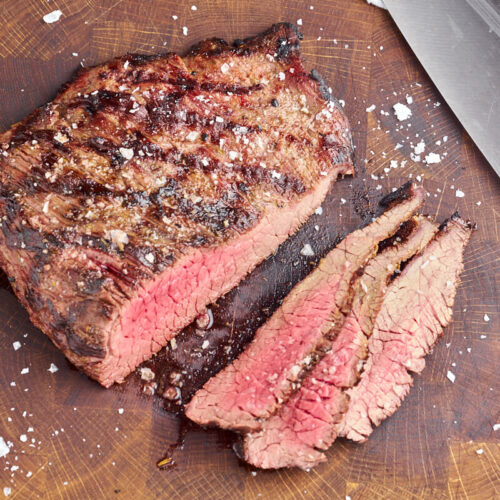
top-left (0, 23), bottom-right (353, 386)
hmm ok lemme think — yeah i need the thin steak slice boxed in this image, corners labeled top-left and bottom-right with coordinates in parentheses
top-left (241, 215), bottom-right (438, 469)
top-left (338, 214), bottom-right (473, 442)
top-left (0, 24), bottom-right (353, 387)
top-left (185, 183), bottom-right (426, 432)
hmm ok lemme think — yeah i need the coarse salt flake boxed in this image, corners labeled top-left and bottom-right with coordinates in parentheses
top-left (20, 434), bottom-right (27, 442)
top-left (455, 189), bottom-right (465, 198)
top-left (48, 363), bottom-right (58, 373)
top-left (300, 243), bottom-right (315, 257)
top-left (43, 10), bottom-right (62, 24)
top-left (106, 229), bottom-right (129, 247)
top-left (118, 408), bottom-right (124, 414)
top-left (447, 370), bottom-right (456, 383)
top-left (476, 448), bottom-right (484, 455)
top-left (201, 340), bottom-right (210, 349)
top-left (0, 437), bottom-right (10, 458)
top-left (3, 487), bottom-right (11, 497)
top-left (145, 253), bottom-right (155, 264)
top-left (493, 424), bottom-right (500, 431)
top-left (139, 367), bottom-right (155, 381)
top-left (182, 26), bottom-right (188, 36)
top-left (393, 102), bottom-right (412, 121)
top-left (21, 367), bottom-right (29, 375)
top-left (297, 19), bottom-right (303, 25)
top-left (220, 63), bottom-right (229, 74)
top-left (366, 104), bottom-right (376, 112)
top-left (425, 152), bottom-right (441, 164)
top-left (484, 314), bottom-right (490, 322)
top-left (119, 147), bottom-right (134, 160)
top-left (414, 140), bottom-right (426, 155)
top-left (13, 341), bottom-right (21, 351)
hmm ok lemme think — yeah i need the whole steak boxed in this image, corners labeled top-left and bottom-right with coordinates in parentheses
top-left (0, 23), bottom-right (353, 387)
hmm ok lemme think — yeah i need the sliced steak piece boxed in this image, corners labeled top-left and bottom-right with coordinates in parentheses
top-left (241, 215), bottom-right (438, 469)
top-left (0, 24), bottom-right (353, 387)
top-left (185, 183), bottom-right (426, 432)
top-left (338, 214), bottom-right (473, 442)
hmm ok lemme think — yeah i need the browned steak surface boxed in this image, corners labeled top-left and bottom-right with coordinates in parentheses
top-left (0, 23), bottom-right (353, 386)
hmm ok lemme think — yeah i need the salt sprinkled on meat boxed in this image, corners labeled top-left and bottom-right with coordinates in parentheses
top-left (493, 424), bottom-right (500, 431)
top-left (106, 229), bottom-right (129, 247)
top-left (0, 436), bottom-right (10, 457)
top-left (456, 189), bottom-right (465, 198)
top-left (447, 370), bottom-right (456, 383)
top-left (3, 487), bottom-right (11, 497)
top-left (406, 94), bottom-right (413, 104)
top-left (139, 367), bottom-right (155, 381)
top-left (118, 408), bottom-right (124, 414)
top-left (315, 206), bottom-right (323, 215)
top-left (484, 314), bottom-right (490, 322)
top-left (393, 102), bottom-right (412, 121)
top-left (183, 26), bottom-right (188, 36)
top-left (366, 104), bottom-right (376, 112)
top-left (297, 19), bottom-right (303, 25)
top-left (476, 448), bottom-right (484, 455)
top-left (48, 363), bottom-right (58, 373)
top-left (43, 10), bottom-right (62, 24)
top-left (21, 368), bottom-right (29, 375)
top-left (300, 243), bottom-right (315, 256)
top-left (119, 147), bottom-right (134, 160)
top-left (12, 341), bottom-right (21, 351)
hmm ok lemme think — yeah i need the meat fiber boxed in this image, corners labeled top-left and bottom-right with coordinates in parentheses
top-left (338, 214), bottom-right (473, 442)
top-left (0, 23), bottom-right (353, 387)
top-left (241, 215), bottom-right (438, 469)
top-left (185, 183), bottom-right (426, 432)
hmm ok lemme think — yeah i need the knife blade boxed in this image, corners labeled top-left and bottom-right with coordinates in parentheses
top-left (384, 0), bottom-right (500, 176)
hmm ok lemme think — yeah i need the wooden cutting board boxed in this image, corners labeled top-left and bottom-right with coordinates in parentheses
top-left (0, 1), bottom-right (499, 498)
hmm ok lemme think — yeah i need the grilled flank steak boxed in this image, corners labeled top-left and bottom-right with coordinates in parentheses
top-left (0, 23), bottom-right (353, 386)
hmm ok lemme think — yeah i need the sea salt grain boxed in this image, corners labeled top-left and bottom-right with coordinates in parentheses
top-left (484, 314), bottom-right (490, 322)
top-left (366, 104), bottom-right (376, 112)
top-left (476, 448), bottom-right (484, 455)
top-left (425, 152), bottom-right (441, 164)
top-left (182, 26), bottom-right (188, 36)
top-left (393, 102), bottom-right (412, 121)
top-left (12, 341), bottom-right (21, 351)
top-left (119, 148), bottom-right (134, 160)
top-left (21, 368), bottom-right (29, 375)
top-left (455, 189), bottom-right (465, 198)
top-left (48, 363), bottom-right (58, 373)
top-left (0, 437), bottom-right (10, 457)
top-left (297, 19), bottom-right (303, 26)
top-left (300, 243), bottom-right (315, 257)
top-left (447, 370), bottom-right (456, 383)
top-left (3, 488), bottom-right (11, 497)
top-left (118, 408), bottom-right (124, 415)
top-left (43, 10), bottom-right (62, 24)
top-left (493, 424), bottom-right (500, 431)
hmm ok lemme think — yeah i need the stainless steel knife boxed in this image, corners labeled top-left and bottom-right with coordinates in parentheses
top-left (383, 0), bottom-right (500, 176)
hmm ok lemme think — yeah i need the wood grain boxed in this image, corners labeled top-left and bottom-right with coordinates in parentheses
top-left (0, 1), bottom-right (499, 499)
